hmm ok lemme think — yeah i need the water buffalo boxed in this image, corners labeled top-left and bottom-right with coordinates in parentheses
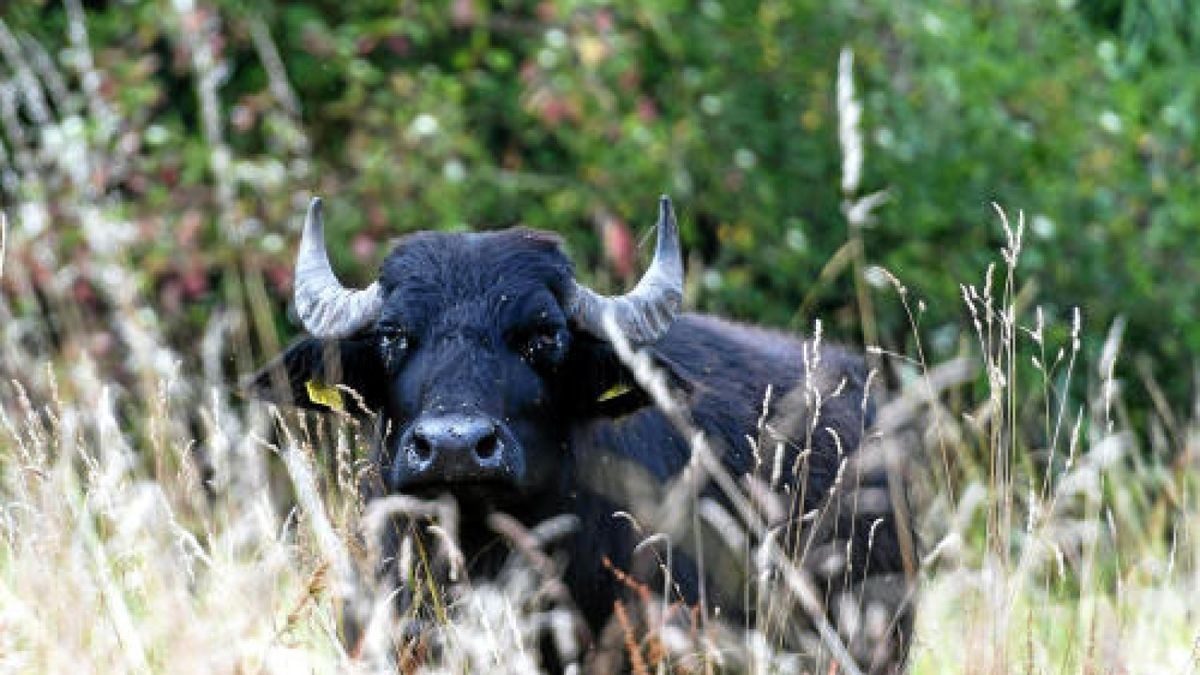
top-left (248, 196), bottom-right (914, 672)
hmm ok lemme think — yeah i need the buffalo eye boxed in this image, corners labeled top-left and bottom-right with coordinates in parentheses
top-left (376, 322), bottom-right (410, 371)
top-left (520, 326), bottom-right (568, 367)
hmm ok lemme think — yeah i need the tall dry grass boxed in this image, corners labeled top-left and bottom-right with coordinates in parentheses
top-left (0, 12), bottom-right (1197, 675)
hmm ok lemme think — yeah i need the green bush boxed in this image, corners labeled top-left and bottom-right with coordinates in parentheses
top-left (4, 0), bottom-right (1196, 446)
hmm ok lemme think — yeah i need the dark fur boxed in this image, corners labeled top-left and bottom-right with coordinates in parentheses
top-left (249, 228), bottom-right (913, 672)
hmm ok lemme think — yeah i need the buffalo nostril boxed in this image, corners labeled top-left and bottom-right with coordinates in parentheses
top-left (473, 432), bottom-right (499, 461)
top-left (412, 433), bottom-right (434, 461)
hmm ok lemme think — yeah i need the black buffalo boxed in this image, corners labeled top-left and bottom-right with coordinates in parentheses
top-left (249, 196), bottom-right (915, 672)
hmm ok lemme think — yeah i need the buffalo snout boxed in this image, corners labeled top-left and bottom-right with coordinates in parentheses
top-left (388, 414), bottom-right (524, 491)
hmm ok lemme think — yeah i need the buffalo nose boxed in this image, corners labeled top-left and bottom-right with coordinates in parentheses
top-left (389, 414), bottom-right (520, 491)
top-left (411, 415), bottom-right (500, 464)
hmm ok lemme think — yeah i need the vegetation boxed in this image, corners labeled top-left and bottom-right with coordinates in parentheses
top-left (0, 0), bottom-right (1197, 672)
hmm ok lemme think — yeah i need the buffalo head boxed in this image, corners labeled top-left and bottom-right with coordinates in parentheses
top-left (248, 197), bottom-right (685, 504)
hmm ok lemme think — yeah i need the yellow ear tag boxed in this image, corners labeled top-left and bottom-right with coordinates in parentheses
top-left (305, 380), bottom-right (345, 411)
top-left (596, 382), bottom-right (634, 403)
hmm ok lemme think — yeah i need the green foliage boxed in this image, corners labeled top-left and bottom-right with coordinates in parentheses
top-left (3, 0), bottom-right (1197, 434)
top-left (3, 4), bottom-right (1200, 671)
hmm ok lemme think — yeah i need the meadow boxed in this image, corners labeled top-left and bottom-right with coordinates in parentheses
top-left (1, 2), bottom-right (1198, 673)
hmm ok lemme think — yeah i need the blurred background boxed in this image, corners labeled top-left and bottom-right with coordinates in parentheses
top-left (3, 0), bottom-right (1197, 430)
top-left (1, 1), bottom-right (1198, 671)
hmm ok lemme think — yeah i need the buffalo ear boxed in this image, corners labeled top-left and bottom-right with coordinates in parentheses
top-left (243, 337), bottom-right (384, 414)
top-left (562, 332), bottom-right (691, 419)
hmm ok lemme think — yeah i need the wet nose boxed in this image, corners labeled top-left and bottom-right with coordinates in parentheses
top-left (389, 414), bottom-right (515, 490)
top-left (411, 415), bottom-right (500, 463)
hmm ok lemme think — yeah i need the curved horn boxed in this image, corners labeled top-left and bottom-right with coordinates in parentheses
top-left (568, 195), bottom-right (684, 345)
top-left (293, 197), bottom-right (383, 339)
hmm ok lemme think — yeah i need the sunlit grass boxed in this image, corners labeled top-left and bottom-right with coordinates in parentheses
top-left (3, 205), bottom-right (1197, 673)
top-left (1, 12), bottom-right (1198, 675)
top-left (914, 568), bottom-right (1199, 673)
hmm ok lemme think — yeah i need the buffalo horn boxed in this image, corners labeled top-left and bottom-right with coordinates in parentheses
top-left (568, 195), bottom-right (684, 345)
top-left (293, 197), bottom-right (384, 339)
